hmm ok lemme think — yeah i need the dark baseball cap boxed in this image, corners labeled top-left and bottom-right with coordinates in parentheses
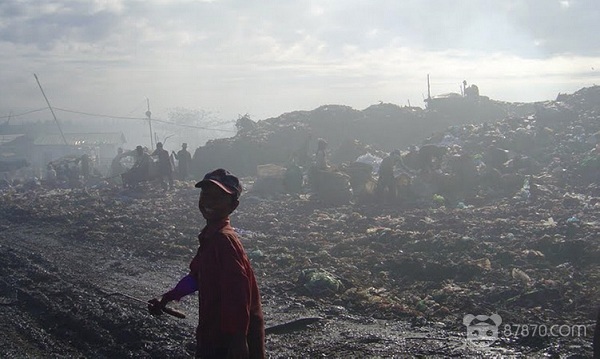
top-left (195, 168), bottom-right (242, 198)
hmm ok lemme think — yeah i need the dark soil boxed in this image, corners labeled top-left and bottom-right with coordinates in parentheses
top-left (0, 182), bottom-right (597, 358)
top-left (2, 86), bottom-right (600, 358)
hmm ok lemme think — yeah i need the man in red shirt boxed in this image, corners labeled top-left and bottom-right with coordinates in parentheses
top-left (149, 168), bottom-right (265, 359)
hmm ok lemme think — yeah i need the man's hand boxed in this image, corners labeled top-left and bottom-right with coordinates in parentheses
top-left (147, 298), bottom-right (166, 316)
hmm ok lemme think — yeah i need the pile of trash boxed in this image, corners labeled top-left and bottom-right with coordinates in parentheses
top-left (191, 96), bottom-right (525, 177)
top-left (0, 86), bottom-right (599, 357)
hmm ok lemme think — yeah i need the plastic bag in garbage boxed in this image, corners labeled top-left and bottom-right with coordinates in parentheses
top-left (299, 268), bottom-right (343, 295)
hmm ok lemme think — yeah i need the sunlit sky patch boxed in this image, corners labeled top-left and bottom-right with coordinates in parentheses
top-left (1, 0), bottom-right (599, 126)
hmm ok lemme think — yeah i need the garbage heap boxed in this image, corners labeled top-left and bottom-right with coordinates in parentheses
top-left (190, 96), bottom-right (525, 178)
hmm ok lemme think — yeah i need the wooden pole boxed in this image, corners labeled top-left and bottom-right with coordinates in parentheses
top-left (34, 74), bottom-right (68, 146)
top-left (427, 74), bottom-right (431, 100)
top-left (145, 98), bottom-right (154, 150)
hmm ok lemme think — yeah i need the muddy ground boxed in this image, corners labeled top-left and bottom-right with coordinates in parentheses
top-left (0, 180), bottom-right (597, 358)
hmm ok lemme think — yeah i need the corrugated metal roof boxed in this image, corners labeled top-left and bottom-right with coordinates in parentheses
top-left (432, 93), bottom-right (463, 99)
top-left (34, 132), bottom-right (126, 146)
top-left (0, 134), bottom-right (26, 145)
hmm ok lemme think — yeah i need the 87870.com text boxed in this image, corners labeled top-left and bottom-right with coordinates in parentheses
top-left (502, 324), bottom-right (587, 338)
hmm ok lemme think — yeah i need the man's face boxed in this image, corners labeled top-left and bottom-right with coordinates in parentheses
top-left (198, 182), bottom-right (237, 221)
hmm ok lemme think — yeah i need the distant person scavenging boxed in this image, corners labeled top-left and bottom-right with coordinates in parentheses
top-left (315, 138), bottom-right (328, 170)
top-left (153, 142), bottom-right (174, 190)
top-left (376, 149), bottom-right (412, 202)
top-left (172, 143), bottom-right (192, 180)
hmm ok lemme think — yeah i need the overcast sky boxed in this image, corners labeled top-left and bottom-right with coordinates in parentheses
top-left (1, 0), bottom-right (599, 128)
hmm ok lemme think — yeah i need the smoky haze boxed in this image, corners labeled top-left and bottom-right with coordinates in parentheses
top-left (1, 0), bottom-right (599, 136)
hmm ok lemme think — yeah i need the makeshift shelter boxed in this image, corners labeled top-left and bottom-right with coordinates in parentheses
top-left (0, 134), bottom-right (33, 173)
top-left (32, 132), bottom-right (126, 172)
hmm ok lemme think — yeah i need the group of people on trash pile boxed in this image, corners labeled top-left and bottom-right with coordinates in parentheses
top-left (113, 142), bottom-right (193, 190)
top-left (276, 132), bottom-right (600, 207)
top-left (1, 153), bottom-right (100, 190)
top-left (0, 142), bottom-right (195, 192)
top-left (46, 153), bottom-right (96, 188)
top-left (12, 142), bottom-right (192, 191)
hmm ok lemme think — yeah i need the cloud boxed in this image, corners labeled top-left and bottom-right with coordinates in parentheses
top-left (1, 0), bottom-right (599, 122)
top-left (3, 1), bottom-right (598, 57)
top-left (0, 1), bottom-right (118, 50)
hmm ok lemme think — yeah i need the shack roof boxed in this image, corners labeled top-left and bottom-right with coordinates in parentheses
top-left (431, 92), bottom-right (463, 100)
top-left (0, 134), bottom-right (26, 146)
top-left (34, 133), bottom-right (126, 146)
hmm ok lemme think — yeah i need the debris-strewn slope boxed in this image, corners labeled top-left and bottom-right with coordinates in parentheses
top-left (192, 93), bottom-right (530, 177)
top-left (1, 86), bottom-right (599, 357)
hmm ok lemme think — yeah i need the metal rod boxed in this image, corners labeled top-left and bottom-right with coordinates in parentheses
top-left (106, 291), bottom-right (186, 319)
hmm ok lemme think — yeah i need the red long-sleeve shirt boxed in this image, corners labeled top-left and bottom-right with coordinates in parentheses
top-left (189, 218), bottom-right (265, 357)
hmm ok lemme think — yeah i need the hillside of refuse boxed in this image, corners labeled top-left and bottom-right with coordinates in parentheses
top-left (190, 92), bottom-right (537, 177)
top-left (1, 86), bottom-right (599, 357)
